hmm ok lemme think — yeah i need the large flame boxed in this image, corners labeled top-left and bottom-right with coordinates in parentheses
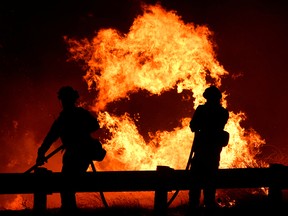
top-left (66, 4), bottom-right (266, 171)
top-left (4, 3), bottom-right (268, 210)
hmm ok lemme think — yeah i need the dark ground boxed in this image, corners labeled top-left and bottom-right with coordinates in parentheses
top-left (1, 190), bottom-right (288, 216)
top-left (0, 204), bottom-right (287, 216)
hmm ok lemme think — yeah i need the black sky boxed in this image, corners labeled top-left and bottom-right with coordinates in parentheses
top-left (1, 0), bottom-right (288, 167)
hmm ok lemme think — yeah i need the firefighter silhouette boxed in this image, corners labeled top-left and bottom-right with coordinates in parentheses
top-left (36, 86), bottom-right (101, 213)
top-left (188, 85), bottom-right (229, 209)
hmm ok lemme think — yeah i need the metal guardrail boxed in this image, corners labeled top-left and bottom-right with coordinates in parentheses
top-left (0, 164), bottom-right (287, 215)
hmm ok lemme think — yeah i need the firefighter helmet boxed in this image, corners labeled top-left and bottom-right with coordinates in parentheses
top-left (57, 86), bottom-right (79, 101)
top-left (203, 85), bottom-right (222, 100)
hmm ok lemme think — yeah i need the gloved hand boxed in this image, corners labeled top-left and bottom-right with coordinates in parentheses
top-left (36, 152), bottom-right (47, 166)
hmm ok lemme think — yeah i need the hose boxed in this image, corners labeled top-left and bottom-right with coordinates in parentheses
top-left (167, 144), bottom-right (194, 207)
top-left (90, 162), bottom-right (109, 208)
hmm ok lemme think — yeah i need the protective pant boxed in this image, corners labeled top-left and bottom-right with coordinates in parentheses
top-left (60, 153), bottom-right (91, 211)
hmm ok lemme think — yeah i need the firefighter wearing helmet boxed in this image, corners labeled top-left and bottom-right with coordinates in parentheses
top-left (188, 85), bottom-right (229, 210)
top-left (36, 86), bottom-right (101, 213)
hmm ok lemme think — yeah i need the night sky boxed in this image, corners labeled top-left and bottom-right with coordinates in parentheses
top-left (1, 0), bottom-right (288, 170)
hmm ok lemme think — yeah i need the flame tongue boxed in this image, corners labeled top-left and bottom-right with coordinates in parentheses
top-left (66, 4), bottom-right (266, 171)
top-left (67, 5), bottom-right (227, 111)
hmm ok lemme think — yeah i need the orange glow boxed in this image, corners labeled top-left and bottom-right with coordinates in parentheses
top-left (5, 3), bottom-right (267, 210)
top-left (66, 4), bottom-right (266, 171)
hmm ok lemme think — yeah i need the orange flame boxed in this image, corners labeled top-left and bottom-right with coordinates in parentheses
top-left (66, 4), bottom-right (266, 171)
top-left (3, 3), bottom-right (268, 211)
top-left (66, 5), bottom-right (227, 111)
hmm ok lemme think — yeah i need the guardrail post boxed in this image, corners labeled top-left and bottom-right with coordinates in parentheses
top-left (33, 167), bottom-right (52, 213)
top-left (268, 164), bottom-right (283, 207)
top-left (154, 166), bottom-right (173, 216)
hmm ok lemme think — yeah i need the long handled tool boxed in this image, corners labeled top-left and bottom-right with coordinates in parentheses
top-left (25, 145), bottom-right (109, 208)
top-left (25, 145), bottom-right (65, 173)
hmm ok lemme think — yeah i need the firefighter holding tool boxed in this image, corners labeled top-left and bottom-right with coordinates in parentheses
top-left (188, 85), bottom-right (229, 211)
top-left (36, 86), bottom-right (102, 213)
